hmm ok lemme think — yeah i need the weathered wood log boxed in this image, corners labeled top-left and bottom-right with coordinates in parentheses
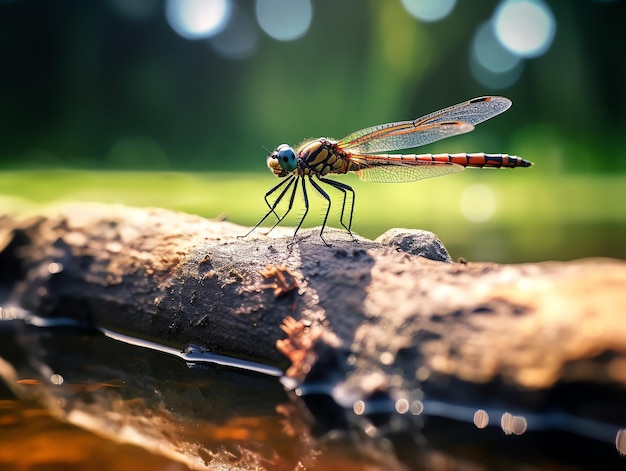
top-left (2, 203), bottom-right (626, 427)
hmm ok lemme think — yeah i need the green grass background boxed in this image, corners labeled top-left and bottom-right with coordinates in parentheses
top-left (2, 169), bottom-right (625, 263)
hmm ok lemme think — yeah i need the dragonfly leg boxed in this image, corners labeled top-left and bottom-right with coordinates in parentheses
top-left (264, 176), bottom-right (295, 219)
top-left (242, 176), bottom-right (295, 238)
top-left (318, 176), bottom-right (355, 240)
top-left (308, 176), bottom-right (333, 246)
top-left (288, 177), bottom-right (311, 247)
top-left (263, 176), bottom-right (300, 235)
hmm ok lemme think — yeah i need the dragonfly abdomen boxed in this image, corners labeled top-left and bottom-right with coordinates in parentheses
top-left (415, 153), bottom-right (532, 168)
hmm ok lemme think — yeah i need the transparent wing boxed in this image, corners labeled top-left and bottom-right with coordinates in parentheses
top-left (339, 121), bottom-right (474, 155)
top-left (411, 95), bottom-right (511, 127)
top-left (337, 96), bottom-right (511, 154)
top-left (351, 155), bottom-right (465, 183)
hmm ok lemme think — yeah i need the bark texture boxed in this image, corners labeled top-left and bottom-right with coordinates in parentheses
top-left (2, 203), bottom-right (626, 423)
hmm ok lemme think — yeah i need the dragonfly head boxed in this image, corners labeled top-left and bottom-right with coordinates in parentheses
top-left (267, 144), bottom-right (298, 177)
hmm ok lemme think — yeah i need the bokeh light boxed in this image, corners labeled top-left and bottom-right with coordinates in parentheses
top-left (470, 21), bottom-right (525, 89)
top-left (165, 0), bottom-right (232, 40)
top-left (50, 373), bottom-right (64, 385)
top-left (209, 4), bottom-right (258, 60)
top-left (400, 0), bottom-right (456, 23)
top-left (473, 21), bottom-right (521, 74)
top-left (473, 409), bottom-right (489, 428)
top-left (460, 184), bottom-right (497, 223)
top-left (255, 0), bottom-right (312, 42)
top-left (617, 429), bottom-right (626, 455)
top-left (500, 412), bottom-right (528, 435)
top-left (353, 400), bottom-right (366, 415)
top-left (493, 0), bottom-right (556, 58)
top-left (409, 400), bottom-right (424, 415)
top-left (394, 398), bottom-right (410, 414)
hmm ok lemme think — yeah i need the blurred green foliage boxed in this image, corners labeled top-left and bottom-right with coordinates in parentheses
top-left (1, 1), bottom-right (624, 171)
top-left (1, 1), bottom-right (625, 262)
top-left (2, 170), bottom-right (625, 263)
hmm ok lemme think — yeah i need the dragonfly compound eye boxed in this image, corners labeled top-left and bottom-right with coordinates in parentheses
top-left (271, 144), bottom-right (298, 173)
top-left (266, 144), bottom-right (297, 177)
top-left (277, 144), bottom-right (297, 171)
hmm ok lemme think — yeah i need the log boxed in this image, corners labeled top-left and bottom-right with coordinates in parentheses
top-left (2, 203), bottom-right (626, 428)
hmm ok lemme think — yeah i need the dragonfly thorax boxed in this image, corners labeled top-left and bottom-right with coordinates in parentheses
top-left (267, 139), bottom-right (352, 179)
top-left (267, 143), bottom-right (298, 177)
top-left (298, 138), bottom-right (351, 176)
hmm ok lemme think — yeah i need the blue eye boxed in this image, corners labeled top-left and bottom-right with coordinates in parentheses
top-left (276, 144), bottom-right (297, 172)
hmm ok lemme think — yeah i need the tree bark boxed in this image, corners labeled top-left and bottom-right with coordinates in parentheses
top-left (2, 203), bottom-right (626, 425)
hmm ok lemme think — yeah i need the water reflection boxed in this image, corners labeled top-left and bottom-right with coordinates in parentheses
top-left (0, 318), bottom-right (300, 470)
top-left (2, 313), bottom-right (626, 470)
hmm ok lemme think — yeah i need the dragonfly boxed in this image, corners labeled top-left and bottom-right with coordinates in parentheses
top-left (245, 96), bottom-right (532, 245)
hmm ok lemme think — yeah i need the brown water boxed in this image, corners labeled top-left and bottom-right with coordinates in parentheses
top-left (0, 398), bottom-right (187, 471)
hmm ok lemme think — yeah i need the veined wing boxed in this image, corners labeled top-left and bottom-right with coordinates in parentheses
top-left (349, 154), bottom-right (465, 183)
top-left (337, 96), bottom-right (511, 154)
top-left (338, 121), bottom-right (474, 156)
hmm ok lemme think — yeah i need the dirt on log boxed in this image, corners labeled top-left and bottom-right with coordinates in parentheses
top-left (2, 203), bottom-right (626, 422)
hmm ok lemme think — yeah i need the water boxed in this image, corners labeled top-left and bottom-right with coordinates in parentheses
top-left (1, 309), bottom-right (625, 470)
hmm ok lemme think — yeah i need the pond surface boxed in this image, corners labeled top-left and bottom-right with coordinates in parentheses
top-left (1, 312), bottom-right (625, 470)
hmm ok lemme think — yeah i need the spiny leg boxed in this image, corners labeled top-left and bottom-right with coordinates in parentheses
top-left (264, 175), bottom-right (295, 219)
top-left (308, 175), bottom-right (333, 246)
top-left (288, 177), bottom-right (310, 247)
top-left (318, 176), bottom-right (356, 239)
top-left (242, 176), bottom-right (295, 237)
top-left (264, 175), bottom-right (301, 234)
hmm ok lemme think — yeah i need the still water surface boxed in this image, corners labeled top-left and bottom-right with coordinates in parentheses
top-left (1, 312), bottom-right (625, 470)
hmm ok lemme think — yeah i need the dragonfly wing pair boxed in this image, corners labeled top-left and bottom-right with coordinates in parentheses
top-left (337, 96), bottom-right (512, 183)
top-left (337, 96), bottom-right (511, 154)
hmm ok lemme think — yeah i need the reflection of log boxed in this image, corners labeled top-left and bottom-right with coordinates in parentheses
top-left (2, 204), bottom-right (626, 423)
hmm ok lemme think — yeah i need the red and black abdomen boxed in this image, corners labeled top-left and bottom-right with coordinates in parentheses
top-left (426, 153), bottom-right (532, 168)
